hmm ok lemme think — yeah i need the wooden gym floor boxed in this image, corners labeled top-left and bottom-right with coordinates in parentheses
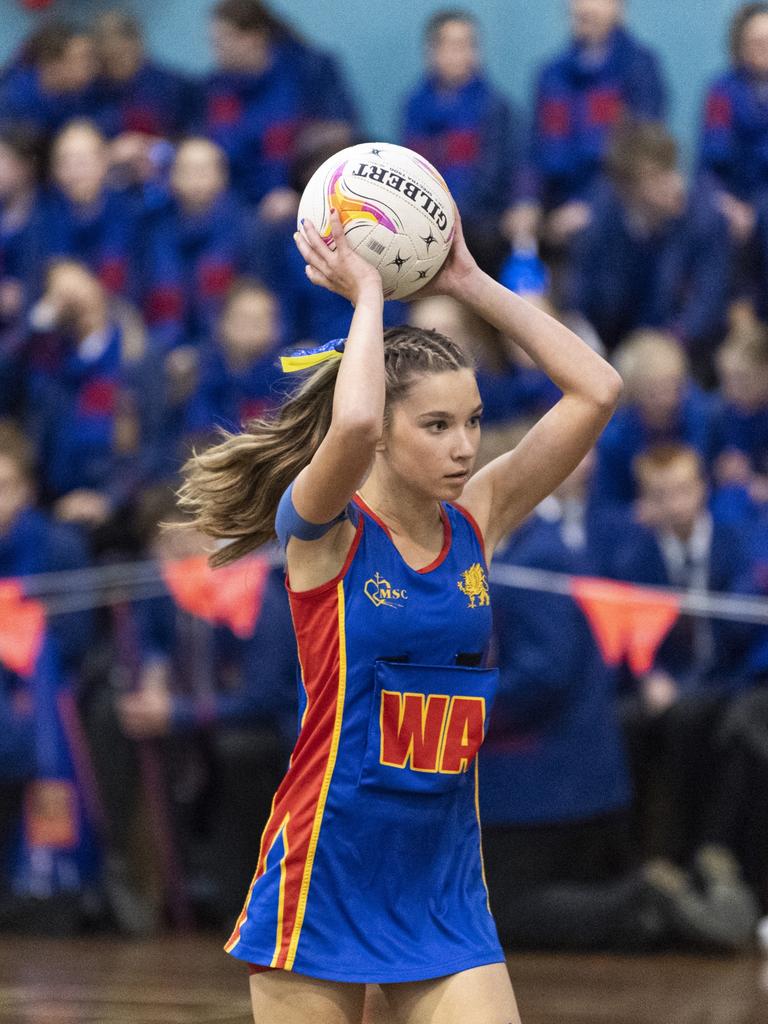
top-left (0, 935), bottom-right (766, 1023)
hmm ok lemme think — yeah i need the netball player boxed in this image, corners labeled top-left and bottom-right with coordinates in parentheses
top-left (178, 208), bottom-right (622, 1024)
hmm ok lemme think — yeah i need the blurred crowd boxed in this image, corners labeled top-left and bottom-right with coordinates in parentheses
top-left (1, 0), bottom-right (768, 953)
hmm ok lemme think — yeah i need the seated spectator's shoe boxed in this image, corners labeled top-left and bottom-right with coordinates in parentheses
top-left (644, 858), bottom-right (754, 953)
top-left (693, 844), bottom-right (760, 949)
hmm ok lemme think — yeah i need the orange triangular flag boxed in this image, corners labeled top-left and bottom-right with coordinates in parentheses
top-left (0, 580), bottom-right (46, 677)
top-left (571, 576), bottom-right (681, 675)
top-left (162, 554), bottom-right (270, 639)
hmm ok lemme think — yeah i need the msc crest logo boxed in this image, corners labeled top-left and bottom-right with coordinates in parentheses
top-left (458, 563), bottom-right (489, 608)
top-left (364, 571), bottom-right (408, 608)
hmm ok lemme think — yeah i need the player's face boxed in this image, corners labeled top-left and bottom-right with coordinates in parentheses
top-left (717, 350), bottom-right (768, 412)
top-left (739, 13), bottom-right (768, 76)
top-left (52, 36), bottom-right (98, 94)
top-left (210, 19), bottom-right (270, 73)
top-left (570, 0), bottom-right (623, 44)
top-left (384, 369), bottom-right (482, 500)
top-left (429, 20), bottom-right (480, 87)
top-left (630, 162), bottom-right (686, 221)
top-left (633, 360), bottom-right (685, 429)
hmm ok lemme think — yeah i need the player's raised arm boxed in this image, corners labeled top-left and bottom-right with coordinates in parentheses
top-left (289, 210), bottom-right (385, 525)
top-left (436, 213), bottom-right (623, 558)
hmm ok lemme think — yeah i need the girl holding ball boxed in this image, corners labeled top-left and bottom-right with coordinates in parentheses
top-left (179, 207), bottom-right (622, 1024)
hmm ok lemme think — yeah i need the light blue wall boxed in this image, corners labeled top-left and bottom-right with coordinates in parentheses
top-left (0, 1), bottom-right (752, 161)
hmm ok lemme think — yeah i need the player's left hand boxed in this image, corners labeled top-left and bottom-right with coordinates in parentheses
top-left (416, 206), bottom-right (480, 301)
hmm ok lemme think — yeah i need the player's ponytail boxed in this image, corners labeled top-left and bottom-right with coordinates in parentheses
top-left (177, 326), bottom-right (471, 567)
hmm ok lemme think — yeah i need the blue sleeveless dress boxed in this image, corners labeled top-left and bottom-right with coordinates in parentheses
top-left (225, 493), bottom-right (504, 983)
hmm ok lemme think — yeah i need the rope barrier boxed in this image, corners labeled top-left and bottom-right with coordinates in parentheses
top-left (4, 552), bottom-right (768, 624)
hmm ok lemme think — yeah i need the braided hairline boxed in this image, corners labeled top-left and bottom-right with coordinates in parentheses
top-left (382, 327), bottom-right (470, 387)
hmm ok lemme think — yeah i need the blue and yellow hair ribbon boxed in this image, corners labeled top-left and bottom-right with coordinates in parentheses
top-left (280, 338), bottom-right (346, 373)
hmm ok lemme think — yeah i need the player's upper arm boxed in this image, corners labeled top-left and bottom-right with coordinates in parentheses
top-left (291, 418), bottom-right (379, 528)
top-left (462, 391), bottom-right (618, 557)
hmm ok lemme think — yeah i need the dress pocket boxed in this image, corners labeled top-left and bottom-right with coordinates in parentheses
top-left (357, 660), bottom-right (498, 795)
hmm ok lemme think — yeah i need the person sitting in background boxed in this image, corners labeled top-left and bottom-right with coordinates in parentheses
top-left (44, 120), bottom-right (138, 298)
top-left (401, 9), bottom-right (522, 276)
top-left (0, 22), bottom-right (99, 138)
top-left (614, 444), bottom-right (761, 873)
top-left (92, 11), bottom-right (191, 144)
top-left (480, 455), bottom-right (755, 952)
top-left (182, 278), bottom-right (283, 435)
top-left (708, 321), bottom-right (768, 526)
top-left (698, 3), bottom-right (768, 245)
top-left (592, 331), bottom-right (715, 512)
top-left (563, 122), bottom-right (732, 375)
top-left (143, 137), bottom-right (244, 352)
top-left (200, 0), bottom-right (357, 210)
top-left (0, 124), bottom-right (46, 385)
top-left (504, 0), bottom-right (667, 251)
top-left (20, 260), bottom-right (152, 537)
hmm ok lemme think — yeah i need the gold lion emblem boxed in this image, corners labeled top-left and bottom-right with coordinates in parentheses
top-left (457, 563), bottom-right (490, 608)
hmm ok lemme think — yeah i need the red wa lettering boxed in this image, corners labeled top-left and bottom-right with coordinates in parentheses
top-left (379, 691), bottom-right (449, 771)
top-left (440, 697), bottom-right (486, 773)
top-left (379, 692), bottom-right (486, 773)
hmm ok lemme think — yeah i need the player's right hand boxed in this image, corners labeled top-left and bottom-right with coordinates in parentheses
top-left (294, 209), bottom-right (383, 306)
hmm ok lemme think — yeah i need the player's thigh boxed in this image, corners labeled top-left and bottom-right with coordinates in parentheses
top-left (380, 962), bottom-right (521, 1024)
top-left (249, 970), bottom-right (366, 1024)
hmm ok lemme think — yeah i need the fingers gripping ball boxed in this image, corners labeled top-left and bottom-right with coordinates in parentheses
top-left (297, 142), bottom-right (455, 300)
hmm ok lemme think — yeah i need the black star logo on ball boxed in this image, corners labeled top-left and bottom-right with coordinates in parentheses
top-left (421, 232), bottom-right (437, 250)
top-left (389, 251), bottom-right (409, 270)
top-left (370, 147), bottom-right (383, 156)
top-left (416, 269), bottom-right (429, 279)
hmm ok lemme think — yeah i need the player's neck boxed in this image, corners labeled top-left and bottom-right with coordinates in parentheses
top-left (357, 476), bottom-right (442, 544)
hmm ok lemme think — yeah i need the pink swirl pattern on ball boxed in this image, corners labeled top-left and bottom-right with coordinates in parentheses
top-left (320, 164), bottom-right (397, 243)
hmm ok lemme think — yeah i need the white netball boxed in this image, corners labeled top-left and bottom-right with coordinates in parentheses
top-left (297, 142), bottom-right (455, 301)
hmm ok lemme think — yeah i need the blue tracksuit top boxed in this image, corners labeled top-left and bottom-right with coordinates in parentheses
top-left (565, 179), bottom-right (731, 352)
top-left (479, 511), bottom-right (631, 825)
top-left (610, 519), bottom-right (761, 692)
top-left (94, 61), bottom-right (193, 139)
top-left (401, 74), bottom-right (522, 219)
top-left (142, 191), bottom-right (246, 349)
top-left (197, 42), bottom-right (356, 206)
top-left (182, 343), bottom-right (286, 436)
top-left (0, 66), bottom-right (103, 136)
top-left (520, 27), bottom-right (667, 207)
top-left (42, 187), bottom-right (139, 297)
top-left (591, 385), bottom-right (717, 511)
top-left (135, 565), bottom-right (298, 740)
top-left (699, 68), bottom-right (768, 202)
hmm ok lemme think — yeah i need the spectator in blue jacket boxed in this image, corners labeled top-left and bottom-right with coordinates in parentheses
top-left (200, 0), bottom-right (357, 209)
top-left (698, 3), bottom-right (768, 245)
top-left (92, 11), bottom-right (191, 142)
top-left (401, 10), bottom-right (522, 275)
top-left (615, 444), bottom-right (762, 864)
top-left (479, 457), bottom-right (748, 952)
top-left (564, 123), bottom-right (732, 374)
top-left (143, 138), bottom-right (244, 352)
top-left (21, 260), bottom-right (152, 533)
top-left (592, 331), bottom-right (716, 513)
top-left (0, 22), bottom-right (100, 138)
top-left (505, 0), bottom-right (667, 250)
top-left (44, 120), bottom-right (138, 298)
top-left (709, 322), bottom-right (768, 526)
